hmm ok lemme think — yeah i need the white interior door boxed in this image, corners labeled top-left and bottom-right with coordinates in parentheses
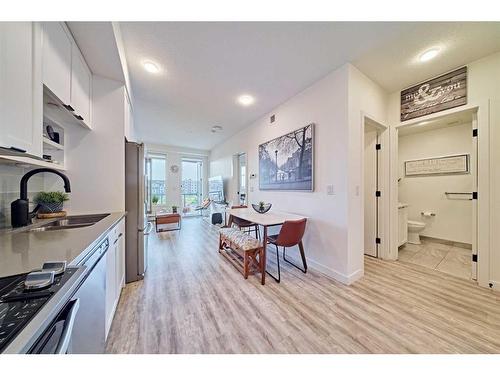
top-left (364, 128), bottom-right (379, 257)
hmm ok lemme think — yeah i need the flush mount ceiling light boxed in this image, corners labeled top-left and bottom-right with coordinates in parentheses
top-left (143, 60), bottom-right (160, 74)
top-left (419, 48), bottom-right (440, 62)
top-left (237, 94), bottom-right (255, 106)
top-left (211, 125), bottom-right (223, 133)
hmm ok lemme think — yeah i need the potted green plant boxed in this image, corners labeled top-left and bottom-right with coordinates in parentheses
top-left (172, 205), bottom-right (178, 214)
top-left (152, 195), bottom-right (160, 205)
top-left (34, 191), bottom-right (69, 213)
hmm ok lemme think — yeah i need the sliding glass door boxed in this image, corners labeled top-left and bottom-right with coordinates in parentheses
top-left (146, 153), bottom-right (167, 214)
top-left (181, 159), bottom-right (203, 215)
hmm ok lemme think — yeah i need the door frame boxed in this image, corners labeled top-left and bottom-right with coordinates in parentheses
top-left (361, 114), bottom-right (390, 260)
top-left (389, 102), bottom-right (489, 287)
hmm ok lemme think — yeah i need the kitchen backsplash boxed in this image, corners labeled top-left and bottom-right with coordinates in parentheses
top-left (0, 165), bottom-right (45, 229)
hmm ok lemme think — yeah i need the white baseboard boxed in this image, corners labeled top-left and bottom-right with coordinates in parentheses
top-left (283, 251), bottom-right (364, 285)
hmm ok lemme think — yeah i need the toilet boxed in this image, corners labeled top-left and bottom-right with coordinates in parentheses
top-left (407, 220), bottom-right (426, 244)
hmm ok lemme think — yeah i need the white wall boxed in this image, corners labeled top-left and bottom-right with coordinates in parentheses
top-left (45, 75), bottom-right (126, 214)
top-left (145, 143), bottom-right (209, 210)
top-left (398, 123), bottom-right (472, 244)
top-left (211, 65), bottom-right (356, 283)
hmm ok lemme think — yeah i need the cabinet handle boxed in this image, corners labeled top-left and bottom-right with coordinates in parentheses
top-left (118, 233), bottom-right (123, 238)
top-left (9, 146), bottom-right (27, 153)
top-left (73, 114), bottom-right (84, 121)
top-left (63, 104), bottom-right (75, 112)
top-left (113, 238), bottom-right (119, 245)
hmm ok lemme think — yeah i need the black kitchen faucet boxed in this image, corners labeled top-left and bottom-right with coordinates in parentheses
top-left (10, 168), bottom-right (71, 228)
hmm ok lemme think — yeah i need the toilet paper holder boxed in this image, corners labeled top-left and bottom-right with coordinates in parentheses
top-left (420, 212), bottom-right (436, 217)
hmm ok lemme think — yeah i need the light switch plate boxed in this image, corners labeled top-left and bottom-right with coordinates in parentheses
top-left (327, 184), bottom-right (335, 195)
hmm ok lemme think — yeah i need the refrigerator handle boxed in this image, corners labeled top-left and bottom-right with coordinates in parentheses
top-left (144, 221), bottom-right (154, 235)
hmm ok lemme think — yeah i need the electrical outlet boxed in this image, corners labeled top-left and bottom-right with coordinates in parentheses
top-left (327, 184), bottom-right (335, 195)
top-left (250, 186), bottom-right (254, 192)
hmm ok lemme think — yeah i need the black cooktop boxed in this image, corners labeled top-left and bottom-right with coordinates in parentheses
top-left (0, 268), bottom-right (77, 352)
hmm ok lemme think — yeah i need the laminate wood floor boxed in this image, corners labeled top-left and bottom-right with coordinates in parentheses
top-left (105, 217), bottom-right (500, 354)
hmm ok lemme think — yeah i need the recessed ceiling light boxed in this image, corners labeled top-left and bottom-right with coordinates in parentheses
top-left (237, 94), bottom-right (255, 106)
top-left (419, 48), bottom-right (440, 62)
top-left (143, 61), bottom-right (160, 74)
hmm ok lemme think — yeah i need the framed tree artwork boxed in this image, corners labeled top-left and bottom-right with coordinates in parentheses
top-left (258, 123), bottom-right (314, 191)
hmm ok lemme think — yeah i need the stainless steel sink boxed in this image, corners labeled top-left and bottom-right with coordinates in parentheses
top-left (29, 214), bottom-right (110, 232)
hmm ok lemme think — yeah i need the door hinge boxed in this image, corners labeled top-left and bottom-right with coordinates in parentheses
top-left (472, 254), bottom-right (478, 262)
top-left (473, 128), bottom-right (478, 137)
top-left (375, 190), bottom-right (381, 197)
top-left (375, 237), bottom-right (381, 244)
top-left (472, 191), bottom-right (478, 200)
top-left (375, 143), bottom-right (381, 150)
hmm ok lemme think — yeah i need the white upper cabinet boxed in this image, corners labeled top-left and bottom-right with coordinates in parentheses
top-left (42, 22), bottom-right (72, 106)
top-left (71, 44), bottom-right (92, 127)
top-left (42, 22), bottom-right (92, 129)
top-left (0, 22), bottom-right (43, 156)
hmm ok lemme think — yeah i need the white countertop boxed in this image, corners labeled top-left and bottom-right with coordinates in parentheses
top-left (0, 212), bottom-right (126, 278)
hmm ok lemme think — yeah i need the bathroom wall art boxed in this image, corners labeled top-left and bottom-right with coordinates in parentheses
top-left (405, 154), bottom-right (469, 176)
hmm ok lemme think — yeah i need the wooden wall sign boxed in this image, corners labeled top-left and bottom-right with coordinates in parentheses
top-left (405, 154), bottom-right (469, 177)
top-left (401, 66), bottom-right (467, 121)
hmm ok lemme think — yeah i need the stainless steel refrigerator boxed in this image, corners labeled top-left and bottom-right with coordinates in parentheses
top-left (125, 141), bottom-right (153, 282)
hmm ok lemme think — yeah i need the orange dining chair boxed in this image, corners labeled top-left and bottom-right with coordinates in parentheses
top-left (266, 218), bottom-right (307, 282)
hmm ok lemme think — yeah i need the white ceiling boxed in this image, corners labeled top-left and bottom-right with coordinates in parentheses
top-left (116, 22), bottom-right (500, 150)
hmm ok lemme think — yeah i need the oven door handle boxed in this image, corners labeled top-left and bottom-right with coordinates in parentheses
top-left (55, 298), bottom-right (80, 354)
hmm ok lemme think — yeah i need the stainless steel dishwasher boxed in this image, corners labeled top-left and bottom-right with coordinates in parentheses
top-left (70, 237), bottom-right (109, 353)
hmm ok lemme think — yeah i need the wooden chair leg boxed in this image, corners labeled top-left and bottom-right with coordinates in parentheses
top-left (243, 252), bottom-right (249, 279)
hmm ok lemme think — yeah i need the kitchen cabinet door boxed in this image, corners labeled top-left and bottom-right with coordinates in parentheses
top-left (71, 43), bottom-right (92, 128)
top-left (0, 22), bottom-right (42, 156)
top-left (42, 22), bottom-right (72, 105)
top-left (398, 208), bottom-right (408, 247)
top-left (115, 219), bottom-right (126, 291)
top-left (105, 242), bottom-right (117, 338)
